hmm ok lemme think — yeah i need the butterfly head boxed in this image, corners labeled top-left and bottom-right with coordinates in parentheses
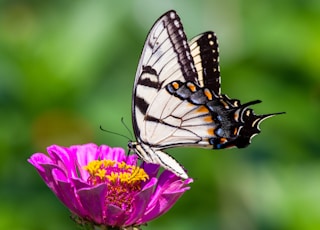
top-left (127, 141), bottom-right (136, 150)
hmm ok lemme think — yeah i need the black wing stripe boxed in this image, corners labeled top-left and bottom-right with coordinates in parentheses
top-left (137, 77), bottom-right (159, 89)
top-left (163, 11), bottom-right (198, 83)
top-left (142, 65), bottom-right (157, 76)
top-left (135, 96), bottom-right (149, 116)
top-left (138, 66), bottom-right (159, 89)
top-left (190, 32), bottom-right (221, 95)
top-left (199, 32), bottom-right (220, 93)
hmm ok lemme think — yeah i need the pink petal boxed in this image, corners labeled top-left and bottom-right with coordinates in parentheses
top-left (77, 183), bottom-right (107, 224)
top-left (141, 190), bottom-right (186, 223)
top-left (140, 171), bottom-right (192, 223)
top-left (141, 162), bottom-right (160, 179)
top-left (72, 143), bottom-right (100, 180)
top-left (72, 143), bottom-right (100, 168)
top-left (104, 204), bottom-right (126, 226)
top-left (47, 145), bottom-right (78, 178)
top-left (125, 177), bottom-right (157, 226)
top-left (100, 146), bottom-right (126, 162)
top-left (36, 163), bottom-right (65, 194)
top-left (55, 174), bottom-right (88, 217)
top-left (28, 153), bottom-right (53, 168)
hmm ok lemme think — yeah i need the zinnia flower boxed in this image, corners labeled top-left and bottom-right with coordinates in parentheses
top-left (28, 143), bottom-right (192, 229)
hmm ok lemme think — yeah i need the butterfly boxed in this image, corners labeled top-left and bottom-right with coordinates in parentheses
top-left (128, 10), bottom-right (284, 179)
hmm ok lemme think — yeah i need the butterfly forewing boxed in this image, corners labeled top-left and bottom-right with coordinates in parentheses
top-left (132, 10), bottom-right (198, 140)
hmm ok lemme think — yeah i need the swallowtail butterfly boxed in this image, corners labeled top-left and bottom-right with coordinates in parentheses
top-left (128, 10), bottom-right (284, 179)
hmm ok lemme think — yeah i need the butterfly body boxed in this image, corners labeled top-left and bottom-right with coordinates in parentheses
top-left (129, 10), bottom-right (284, 179)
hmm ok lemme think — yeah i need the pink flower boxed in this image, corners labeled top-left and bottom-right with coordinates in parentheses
top-left (28, 143), bottom-right (192, 229)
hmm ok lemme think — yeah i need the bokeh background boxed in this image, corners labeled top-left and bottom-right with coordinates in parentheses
top-left (1, 0), bottom-right (319, 229)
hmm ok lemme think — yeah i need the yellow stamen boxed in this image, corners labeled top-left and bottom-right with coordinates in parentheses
top-left (83, 159), bottom-right (149, 212)
top-left (83, 159), bottom-right (149, 186)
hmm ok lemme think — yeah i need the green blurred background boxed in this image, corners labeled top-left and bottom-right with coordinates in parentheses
top-left (0, 0), bottom-right (319, 229)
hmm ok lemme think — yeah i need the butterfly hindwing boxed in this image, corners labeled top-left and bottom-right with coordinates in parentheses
top-left (189, 32), bottom-right (221, 94)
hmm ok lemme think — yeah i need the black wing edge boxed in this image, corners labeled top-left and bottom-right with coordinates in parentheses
top-left (189, 31), bottom-right (221, 95)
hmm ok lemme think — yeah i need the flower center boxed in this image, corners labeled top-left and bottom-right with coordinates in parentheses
top-left (83, 159), bottom-right (149, 212)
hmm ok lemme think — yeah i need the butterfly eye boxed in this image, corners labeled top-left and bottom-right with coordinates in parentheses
top-left (128, 142), bottom-right (136, 149)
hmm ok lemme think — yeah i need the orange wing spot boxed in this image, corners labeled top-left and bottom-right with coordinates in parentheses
top-left (172, 81), bottom-right (180, 89)
top-left (187, 102), bottom-right (194, 107)
top-left (234, 113), bottom-right (239, 121)
top-left (220, 137), bottom-right (227, 144)
top-left (220, 100), bottom-right (229, 109)
top-left (204, 89), bottom-right (213, 100)
top-left (187, 82), bottom-right (196, 92)
top-left (204, 116), bottom-right (213, 122)
top-left (207, 127), bottom-right (215, 135)
top-left (197, 105), bottom-right (209, 113)
top-left (233, 127), bottom-right (238, 135)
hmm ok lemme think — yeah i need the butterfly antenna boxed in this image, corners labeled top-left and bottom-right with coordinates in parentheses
top-left (99, 125), bottom-right (131, 141)
top-left (121, 117), bottom-right (134, 140)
